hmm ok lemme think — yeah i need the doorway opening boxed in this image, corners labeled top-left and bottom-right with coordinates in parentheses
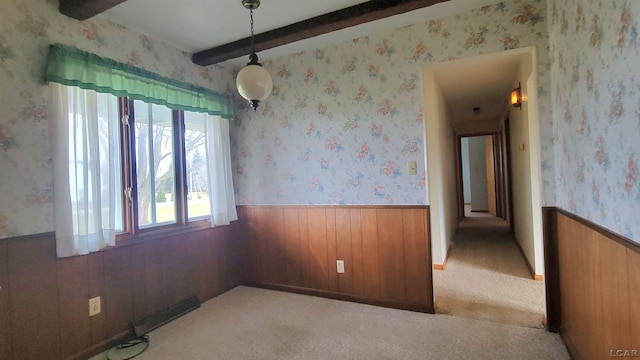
top-left (460, 135), bottom-right (498, 219)
top-left (423, 47), bottom-right (546, 329)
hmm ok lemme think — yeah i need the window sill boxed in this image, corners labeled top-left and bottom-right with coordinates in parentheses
top-left (113, 219), bottom-right (214, 248)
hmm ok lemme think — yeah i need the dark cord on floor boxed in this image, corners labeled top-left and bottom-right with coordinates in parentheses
top-left (106, 335), bottom-right (150, 360)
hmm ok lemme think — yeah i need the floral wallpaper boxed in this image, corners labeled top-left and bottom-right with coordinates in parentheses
top-left (549, 0), bottom-right (640, 243)
top-left (230, 0), bottom-right (553, 206)
top-left (0, 0), bottom-right (233, 239)
top-left (8, 0), bottom-right (635, 243)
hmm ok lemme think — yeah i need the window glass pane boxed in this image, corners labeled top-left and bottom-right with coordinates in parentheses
top-left (134, 100), bottom-right (176, 227)
top-left (184, 112), bottom-right (211, 220)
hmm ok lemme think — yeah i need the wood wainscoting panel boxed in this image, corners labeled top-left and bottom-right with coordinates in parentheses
top-left (187, 231), bottom-right (210, 303)
top-left (361, 209), bottom-right (381, 299)
top-left (349, 209), bottom-right (365, 298)
top-left (265, 208), bottom-right (287, 285)
top-left (580, 226), bottom-right (600, 359)
top-left (298, 209), bottom-right (311, 289)
top-left (209, 231), bottom-right (230, 295)
top-left (8, 233), bottom-right (61, 360)
top-left (142, 238), bottom-right (166, 317)
top-left (597, 231), bottom-right (633, 354)
top-left (283, 208), bottom-right (303, 287)
top-left (325, 208), bottom-right (339, 293)
top-left (402, 208), bottom-right (431, 306)
top-left (556, 214), bottom-right (578, 355)
top-left (87, 251), bottom-right (107, 345)
top-left (377, 209), bottom-right (406, 303)
top-left (57, 255), bottom-right (91, 359)
top-left (163, 237), bottom-right (190, 309)
top-left (629, 248), bottom-right (640, 348)
top-left (556, 210), bottom-right (640, 359)
top-left (335, 208), bottom-right (354, 295)
top-left (103, 246), bottom-right (135, 339)
top-left (129, 243), bottom-right (148, 322)
top-left (0, 221), bottom-right (245, 360)
top-left (245, 206), bottom-right (263, 284)
top-left (241, 205), bottom-right (433, 312)
top-left (0, 242), bottom-right (11, 360)
top-left (307, 208), bottom-right (330, 291)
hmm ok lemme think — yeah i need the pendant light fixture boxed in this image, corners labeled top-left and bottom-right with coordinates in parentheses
top-left (236, 0), bottom-right (273, 111)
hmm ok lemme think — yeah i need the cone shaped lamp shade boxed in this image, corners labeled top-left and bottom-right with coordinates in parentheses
top-left (236, 64), bottom-right (273, 104)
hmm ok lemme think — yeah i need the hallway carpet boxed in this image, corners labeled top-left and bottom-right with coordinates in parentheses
top-left (433, 215), bottom-right (546, 328)
top-left (92, 286), bottom-right (568, 360)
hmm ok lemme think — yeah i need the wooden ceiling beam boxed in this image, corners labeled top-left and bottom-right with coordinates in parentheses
top-left (192, 0), bottom-right (450, 66)
top-left (59, 0), bottom-right (129, 20)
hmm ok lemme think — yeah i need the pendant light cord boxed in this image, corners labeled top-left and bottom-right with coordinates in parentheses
top-left (249, 8), bottom-right (255, 55)
top-left (246, 7), bottom-right (259, 65)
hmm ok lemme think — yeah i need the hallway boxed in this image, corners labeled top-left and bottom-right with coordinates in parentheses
top-left (432, 211), bottom-right (545, 328)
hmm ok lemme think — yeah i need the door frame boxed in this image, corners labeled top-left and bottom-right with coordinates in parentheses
top-left (427, 46), bottom-right (549, 329)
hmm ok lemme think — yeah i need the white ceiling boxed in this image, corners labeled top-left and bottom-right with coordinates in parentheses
top-left (103, 0), bottom-right (369, 54)
top-left (101, 0), bottom-right (518, 130)
top-left (101, 0), bottom-right (499, 66)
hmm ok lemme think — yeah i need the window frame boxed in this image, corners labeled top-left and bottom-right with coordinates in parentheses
top-left (116, 97), bottom-right (212, 242)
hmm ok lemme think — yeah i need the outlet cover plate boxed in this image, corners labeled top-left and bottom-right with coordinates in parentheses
top-left (407, 161), bottom-right (417, 175)
top-left (89, 296), bottom-right (101, 316)
top-left (336, 260), bottom-right (345, 274)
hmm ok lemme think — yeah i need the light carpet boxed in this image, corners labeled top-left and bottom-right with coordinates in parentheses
top-left (92, 286), bottom-right (568, 360)
top-left (433, 214), bottom-right (545, 328)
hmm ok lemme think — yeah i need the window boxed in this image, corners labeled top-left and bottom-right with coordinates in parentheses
top-left (130, 105), bottom-right (213, 226)
top-left (47, 44), bottom-right (236, 257)
top-left (58, 87), bottom-right (222, 242)
top-left (119, 98), bottom-right (219, 234)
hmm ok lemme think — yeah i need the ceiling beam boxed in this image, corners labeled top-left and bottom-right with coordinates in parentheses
top-left (59, 0), bottom-right (129, 20)
top-left (192, 0), bottom-right (451, 66)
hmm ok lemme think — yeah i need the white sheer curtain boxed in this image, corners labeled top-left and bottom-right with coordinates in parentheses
top-left (50, 83), bottom-right (121, 257)
top-left (204, 115), bottom-right (238, 226)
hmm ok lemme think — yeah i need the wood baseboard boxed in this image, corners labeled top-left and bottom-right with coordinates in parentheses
top-left (433, 244), bottom-right (452, 270)
top-left (513, 236), bottom-right (542, 281)
top-left (245, 282), bottom-right (434, 314)
top-left (67, 329), bottom-right (132, 360)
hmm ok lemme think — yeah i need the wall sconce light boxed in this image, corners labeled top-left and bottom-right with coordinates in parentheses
top-left (510, 82), bottom-right (522, 108)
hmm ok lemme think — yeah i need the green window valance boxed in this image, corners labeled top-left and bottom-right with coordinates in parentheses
top-left (45, 43), bottom-right (234, 119)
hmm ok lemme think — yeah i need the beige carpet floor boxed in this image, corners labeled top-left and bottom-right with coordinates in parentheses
top-left (433, 212), bottom-right (546, 328)
top-left (92, 286), bottom-right (568, 360)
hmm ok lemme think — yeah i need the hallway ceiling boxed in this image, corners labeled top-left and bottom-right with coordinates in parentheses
top-left (433, 51), bottom-right (522, 134)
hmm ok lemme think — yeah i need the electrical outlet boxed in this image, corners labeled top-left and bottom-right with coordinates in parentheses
top-left (336, 260), bottom-right (345, 274)
top-left (89, 296), bottom-right (101, 316)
